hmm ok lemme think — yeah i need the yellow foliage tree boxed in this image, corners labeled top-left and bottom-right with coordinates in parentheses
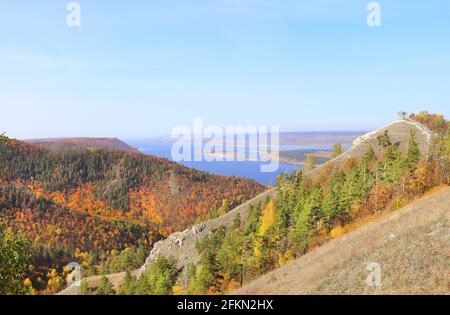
top-left (330, 226), bottom-right (344, 238)
top-left (258, 199), bottom-right (276, 236)
top-left (277, 250), bottom-right (293, 267)
top-left (172, 285), bottom-right (186, 295)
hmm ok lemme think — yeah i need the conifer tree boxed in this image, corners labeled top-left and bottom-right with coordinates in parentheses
top-left (80, 279), bottom-right (90, 295)
top-left (405, 130), bottom-right (421, 171)
top-left (0, 132), bottom-right (9, 144)
top-left (289, 203), bottom-right (314, 253)
top-left (304, 154), bottom-right (316, 172)
top-left (331, 143), bottom-right (344, 158)
top-left (96, 275), bottom-right (115, 295)
top-left (322, 171), bottom-right (349, 227)
top-left (377, 130), bottom-right (392, 148)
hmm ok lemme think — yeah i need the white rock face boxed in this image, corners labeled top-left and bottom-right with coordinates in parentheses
top-left (352, 117), bottom-right (434, 149)
top-left (139, 188), bottom-right (277, 275)
top-left (192, 222), bottom-right (206, 235)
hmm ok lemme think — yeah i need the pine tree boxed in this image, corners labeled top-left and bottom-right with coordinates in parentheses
top-left (232, 213), bottom-right (241, 230)
top-left (244, 204), bottom-right (262, 235)
top-left (322, 171), bottom-right (349, 227)
top-left (363, 146), bottom-right (376, 164)
top-left (405, 130), bottom-right (421, 171)
top-left (289, 203), bottom-right (314, 253)
top-left (80, 279), bottom-right (90, 295)
top-left (96, 275), bottom-right (115, 295)
top-left (136, 256), bottom-right (178, 295)
top-left (377, 130), bottom-right (392, 148)
top-left (304, 154), bottom-right (316, 172)
top-left (331, 143), bottom-right (344, 158)
top-left (0, 132), bottom-right (9, 144)
top-left (122, 271), bottom-right (135, 295)
top-left (306, 184), bottom-right (324, 226)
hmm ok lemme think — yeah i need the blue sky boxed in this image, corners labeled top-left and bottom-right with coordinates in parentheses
top-left (0, 0), bottom-right (449, 139)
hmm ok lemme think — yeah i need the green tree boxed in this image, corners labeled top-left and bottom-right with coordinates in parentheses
top-left (377, 130), bottom-right (392, 149)
top-left (188, 264), bottom-right (215, 294)
top-left (121, 271), bottom-right (137, 295)
top-left (363, 146), bottom-right (377, 164)
top-left (340, 165), bottom-right (366, 212)
top-left (382, 145), bottom-right (404, 183)
top-left (102, 246), bottom-right (148, 274)
top-left (304, 154), bottom-right (316, 172)
top-left (0, 222), bottom-right (32, 295)
top-left (331, 143), bottom-right (344, 158)
top-left (0, 132), bottom-right (9, 144)
top-left (322, 171), bottom-right (349, 227)
top-left (80, 279), bottom-right (90, 295)
top-left (96, 275), bottom-right (115, 295)
top-left (136, 256), bottom-right (178, 295)
top-left (405, 130), bottom-right (421, 171)
top-left (216, 228), bottom-right (244, 279)
top-left (244, 204), bottom-right (262, 236)
top-left (289, 202), bottom-right (314, 253)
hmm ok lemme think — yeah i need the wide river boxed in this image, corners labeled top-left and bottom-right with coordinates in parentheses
top-left (127, 142), bottom-right (332, 185)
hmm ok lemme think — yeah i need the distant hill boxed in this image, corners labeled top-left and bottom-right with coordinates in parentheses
top-left (278, 149), bottom-right (331, 164)
top-left (279, 131), bottom-right (364, 146)
top-left (25, 137), bottom-right (139, 153)
top-left (131, 131), bottom-right (364, 147)
top-left (234, 186), bottom-right (450, 295)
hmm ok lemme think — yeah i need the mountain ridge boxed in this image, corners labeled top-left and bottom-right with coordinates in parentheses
top-left (24, 137), bottom-right (139, 153)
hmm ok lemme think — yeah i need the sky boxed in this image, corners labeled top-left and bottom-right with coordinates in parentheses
top-left (0, 0), bottom-right (449, 139)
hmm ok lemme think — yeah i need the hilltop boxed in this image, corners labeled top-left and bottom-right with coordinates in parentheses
top-left (307, 116), bottom-right (434, 178)
top-left (24, 137), bottom-right (139, 153)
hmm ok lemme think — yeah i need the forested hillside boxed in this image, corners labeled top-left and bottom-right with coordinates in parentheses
top-left (0, 138), bottom-right (263, 294)
top-left (25, 137), bottom-right (139, 153)
top-left (117, 112), bottom-right (449, 295)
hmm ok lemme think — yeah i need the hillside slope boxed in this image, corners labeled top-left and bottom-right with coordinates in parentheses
top-left (139, 117), bottom-right (435, 275)
top-left (234, 186), bottom-right (450, 295)
top-left (57, 115), bottom-right (438, 294)
top-left (0, 139), bottom-right (263, 292)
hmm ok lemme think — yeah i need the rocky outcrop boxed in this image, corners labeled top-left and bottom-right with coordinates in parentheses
top-left (136, 188), bottom-right (277, 277)
top-left (307, 117), bottom-right (435, 178)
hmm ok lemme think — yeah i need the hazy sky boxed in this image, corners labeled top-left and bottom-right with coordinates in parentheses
top-left (1, 0), bottom-right (449, 139)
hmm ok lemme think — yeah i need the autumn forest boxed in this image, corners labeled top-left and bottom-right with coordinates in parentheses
top-left (0, 138), bottom-right (263, 294)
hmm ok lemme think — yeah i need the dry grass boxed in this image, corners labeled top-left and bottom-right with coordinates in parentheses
top-left (234, 186), bottom-right (450, 295)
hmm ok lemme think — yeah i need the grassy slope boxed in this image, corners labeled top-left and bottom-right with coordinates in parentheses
top-left (234, 186), bottom-right (450, 295)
